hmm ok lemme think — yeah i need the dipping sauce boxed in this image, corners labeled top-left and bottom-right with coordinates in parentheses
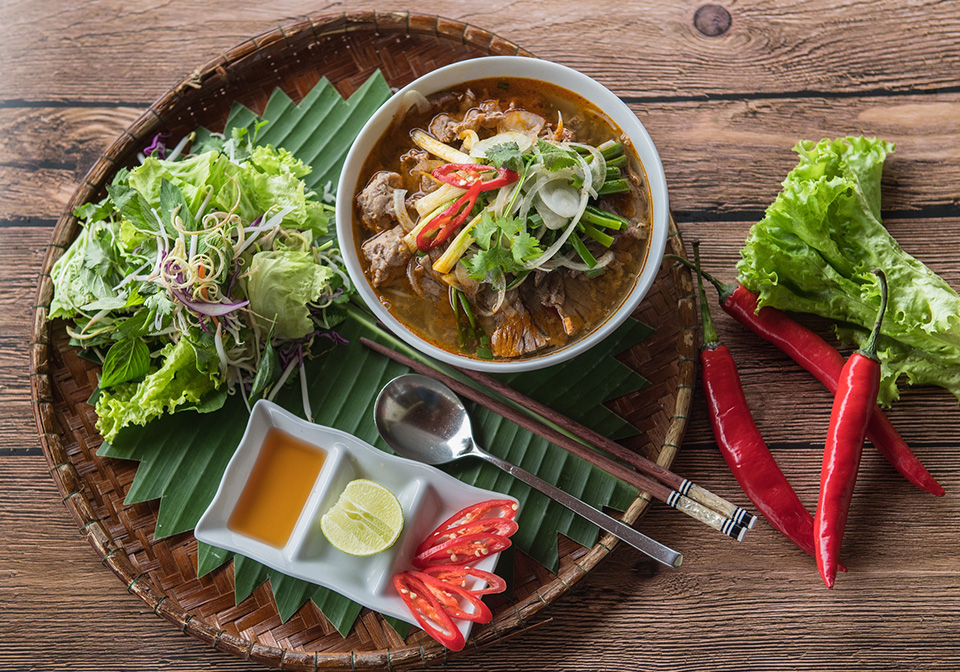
top-left (227, 427), bottom-right (326, 548)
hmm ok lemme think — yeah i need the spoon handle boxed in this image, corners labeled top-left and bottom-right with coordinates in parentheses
top-left (474, 448), bottom-right (683, 568)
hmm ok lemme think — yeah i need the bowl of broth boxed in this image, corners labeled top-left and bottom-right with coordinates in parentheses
top-left (336, 56), bottom-right (669, 372)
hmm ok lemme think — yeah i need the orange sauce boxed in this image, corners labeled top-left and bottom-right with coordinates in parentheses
top-left (227, 427), bottom-right (326, 548)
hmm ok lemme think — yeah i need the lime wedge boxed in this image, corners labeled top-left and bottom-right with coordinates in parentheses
top-left (320, 479), bottom-right (404, 556)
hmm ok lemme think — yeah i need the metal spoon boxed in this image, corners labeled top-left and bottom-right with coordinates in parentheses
top-left (373, 374), bottom-right (683, 568)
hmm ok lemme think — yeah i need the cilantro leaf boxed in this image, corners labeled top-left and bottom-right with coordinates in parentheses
top-left (511, 230), bottom-right (543, 264)
top-left (464, 212), bottom-right (542, 279)
top-left (484, 142), bottom-right (524, 173)
top-left (537, 139), bottom-right (578, 171)
top-left (472, 210), bottom-right (500, 249)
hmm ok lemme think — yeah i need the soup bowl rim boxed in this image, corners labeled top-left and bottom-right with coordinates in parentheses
top-left (335, 55), bottom-right (670, 373)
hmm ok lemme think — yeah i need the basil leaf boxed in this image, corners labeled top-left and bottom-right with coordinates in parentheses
top-left (100, 337), bottom-right (151, 388)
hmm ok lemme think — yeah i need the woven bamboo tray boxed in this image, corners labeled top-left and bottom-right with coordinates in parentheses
top-left (30, 11), bottom-right (697, 670)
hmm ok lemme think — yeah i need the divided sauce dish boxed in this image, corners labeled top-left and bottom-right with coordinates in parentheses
top-left (195, 400), bottom-right (515, 635)
top-left (336, 56), bottom-right (670, 373)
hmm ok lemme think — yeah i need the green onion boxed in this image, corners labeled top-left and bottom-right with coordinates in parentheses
top-left (506, 270), bottom-right (531, 290)
top-left (581, 223), bottom-right (615, 247)
top-left (583, 205), bottom-right (625, 230)
top-left (605, 166), bottom-right (621, 181)
top-left (497, 81), bottom-right (510, 90)
top-left (527, 213), bottom-right (544, 229)
top-left (569, 235), bottom-right (598, 268)
top-left (600, 141), bottom-right (623, 159)
top-left (597, 178), bottom-right (631, 196)
top-left (585, 268), bottom-right (606, 278)
top-left (605, 154), bottom-right (627, 169)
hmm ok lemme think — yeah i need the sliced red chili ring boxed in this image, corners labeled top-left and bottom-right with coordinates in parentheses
top-left (393, 572), bottom-right (465, 651)
top-left (408, 570), bottom-right (493, 623)
top-left (420, 564), bottom-right (507, 596)
top-left (415, 182), bottom-right (482, 252)
top-left (426, 499), bottom-right (519, 540)
top-left (412, 532), bottom-right (512, 569)
top-left (432, 163), bottom-right (519, 191)
top-left (415, 517), bottom-right (519, 557)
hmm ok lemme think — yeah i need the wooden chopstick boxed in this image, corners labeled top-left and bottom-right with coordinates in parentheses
top-left (455, 365), bottom-right (757, 531)
top-left (360, 337), bottom-right (749, 542)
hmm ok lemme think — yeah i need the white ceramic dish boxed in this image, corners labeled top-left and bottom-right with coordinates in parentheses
top-left (336, 55), bottom-right (670, 373)
top-left (195, 400), bottom-right (515, 636)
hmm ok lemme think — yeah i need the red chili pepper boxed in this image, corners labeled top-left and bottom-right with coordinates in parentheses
top-left (693, 243), bottom-right (823, 561)
top-left (407, 570), bottom-right (493, 623)
top-left (393, 572), bottom-right (465, 650)
top-left (412, 532), bottom-right (512, 569)
top-left (419, 564), bottom-right (507, 596)
top-left (432, 163), bottom-right (519, 191)
top-left (415, 517), bottom-right (519, 557)
top-left (815, 269), bottom-right (889, 588)
top-left (686, 266), bottom-right (944, 498)
top-left (417, 499), bottom-right (519, 553)
top-left (416, 182), bottom-right (482, 252)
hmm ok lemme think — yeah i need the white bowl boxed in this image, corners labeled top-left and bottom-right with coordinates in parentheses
top-left (195, 400), bottom-right (515, 636)
top-left (336, 56), bottom-right (669, 372)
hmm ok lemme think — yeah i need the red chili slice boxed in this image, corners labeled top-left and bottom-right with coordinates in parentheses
top-left (412, 532), bottom-right (512, 569)
top-left (414, 517), bottom-right (519, 557)
top-left (393, 572), bottom-right (465, 651)
top-left (408, 570), bottom-right (493, 623)
top-left (415, 182), bottom-right (482, 252)
top-left (420, 564), bottom-right (507, 596)
top-left (426, 499), bottom-right (519, 540)
top-left (432, 163), bottom-right (519, 191)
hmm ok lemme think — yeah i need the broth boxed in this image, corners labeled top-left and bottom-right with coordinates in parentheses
top-left (228, 427), bottom-right (326, 548)
top-left (353, 77), bottom-right (651, 360)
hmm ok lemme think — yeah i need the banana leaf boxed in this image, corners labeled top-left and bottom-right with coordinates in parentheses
top-left (98, 72), bottom-right (656, 636)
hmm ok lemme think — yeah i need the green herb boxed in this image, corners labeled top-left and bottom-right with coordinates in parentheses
top-left (463, 211), bottom-right (544, 279)
top-left (484, 141), bottom-right (524, 173)
top-left (536, 139), bottom-right (578, 171)
top-left (99, 336), bottom-right (151, 388)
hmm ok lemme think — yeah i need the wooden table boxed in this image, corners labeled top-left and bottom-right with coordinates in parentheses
top-left (4, 1), bottom-right (960, 670)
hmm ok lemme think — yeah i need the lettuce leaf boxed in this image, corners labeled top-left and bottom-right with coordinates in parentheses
top-left (737, 137), bottom-right (960, 404)
top-left (95, 337), bottom-right (224, 441)
top-left (245, 250), bottom-right (334, 339)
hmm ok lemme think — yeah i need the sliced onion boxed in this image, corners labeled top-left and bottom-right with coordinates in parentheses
top-left (393, 90), bottom-right (431, 124)
top-left (171, 287), bottom-right (249, 316)
top-left (498, 110), bottom-right (546, 135)
top-left (458, 129), bottom-right (480, 151)
top-left (392, 189), bottom-right (416, 232)
top-left (568, 142), bottom-right (606, 195)
top-left (538, 181), bottom-right (581, 218)
top-left (469, 131), bottom-right (535, 159)
top-left (491, 271), bottom-right (506, 314)
top-left (518, 172), bottom-right (572, 221)
top-left (534, 196), bottom-right (569, 230)
top-left (524, 188), bottom-right (589, 271)
top-left (556, 250), bottom-right (615, 272)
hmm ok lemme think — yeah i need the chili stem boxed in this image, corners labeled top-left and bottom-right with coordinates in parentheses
top-left (860, 269), bottom-right (888, 359)
top-left (693, 242), bottom-right (719, 346)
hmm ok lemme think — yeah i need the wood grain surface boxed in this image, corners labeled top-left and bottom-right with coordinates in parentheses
top-left (3, 0), bottom-right (960, 670)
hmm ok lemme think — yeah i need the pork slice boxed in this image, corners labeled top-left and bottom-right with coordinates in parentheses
top-left (429, 114), bottom-right (460, 143)
top-left (453, 100), bottom-right (504, 135)
top-left (361, 226), bottom-right (412, 287)
top-left (533, 271), bottom-right (597, 337)
top-left (356, 171), bottom-right (402, 231)
top-left (408, 254), bottom-right (448, 302)
top-left (490, 289), bottom-right (547, 358)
